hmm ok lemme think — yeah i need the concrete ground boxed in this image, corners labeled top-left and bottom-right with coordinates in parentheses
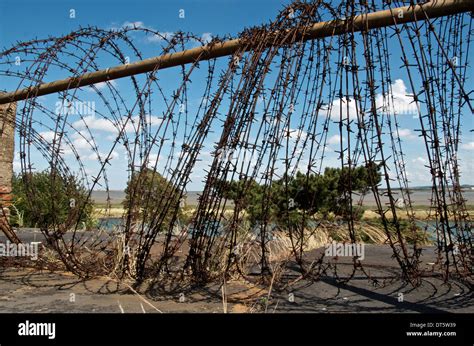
top-left (0, 244), bottom-right (471, 313)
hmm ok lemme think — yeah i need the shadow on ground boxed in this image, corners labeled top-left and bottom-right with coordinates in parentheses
top-left (0, 245), bottom-right (472, 313)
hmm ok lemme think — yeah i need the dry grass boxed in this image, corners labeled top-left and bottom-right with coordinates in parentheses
top-left (363, 209), bottom-right (430, 220)
top-left (93, 205), bottom-right (474, 221)
top-left (93, 207), bottom-right (125, 218)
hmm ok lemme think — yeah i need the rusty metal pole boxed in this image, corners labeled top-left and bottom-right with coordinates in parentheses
top-left (0, 0), bottom-right (472, 105)
top-left (0, 100), bottom-right (21, 244)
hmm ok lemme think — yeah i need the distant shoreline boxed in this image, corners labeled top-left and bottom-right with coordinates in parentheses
top-left (90, 189), bottom-right (474, 207)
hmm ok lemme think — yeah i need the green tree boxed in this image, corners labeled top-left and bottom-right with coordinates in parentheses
top-left (10, 169), bottom-right (93, 229)
top-left (216, 177), bottom-right (269, 226)
top-left (324, 163), bottom-right (382, 220)
top-left (123, 168), bottom-right (182, 226)
top-left (217, 163), bottom-right (381, 223)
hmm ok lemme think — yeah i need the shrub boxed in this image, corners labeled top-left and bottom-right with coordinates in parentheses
top-left (10, 169), bottom-right (93, 229)
top-left (123, 168), bottom-right (182, 227)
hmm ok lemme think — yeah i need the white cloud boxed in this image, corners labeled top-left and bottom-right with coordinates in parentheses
top-left (111, 21), bottom-right (212, 48)
top-left (327, 134), bottom-right (342, 145)
top-left (121, 21), bottom-right (144, 29)
top-left (13, 152), bottom-right (21, 172)
top-left (412, 156), bottom-right (427, 165)
top-left (286, 128), bottom-right (307, 141)
top-left (37, 129), bottom-right (120, 164)
top-left (398, 128), bottom-right (416, 140)
top-left (110, 21), bottom-right (174, 43)
top-left (376, 79), bottom-right (418, 116)
top-left (39, 131), bottom-right (56, 142)
top-left (201, 33), bottom-right (213, 44)
top-left (73, 115), bottom-right (114, 133)
top-left (84, 150), bottom-right (119, 161)
top-left (461, 141), bottom-right (474, 151)
top-left (72, 114), bottom-right (163, 134)
top-left (323, 96), bottom-right (359, 121)
top-left (146, 32), bottom-right (175, 43)
top-left (458, 154), bottom-right (474, 182)
top-left (144, 153), bottom-right (161, 168)
top-left (109, 21), bottom-right (145, 32)
top-left (147, 31), bottom-right (212, 45)
top-left (72, 136), bottom-right (92, 150)
top-left (38, 131), bottom-right (73, 155)
top-left (324, 79), bottom-right (418, 121)
top-left (89, 79), bottom-right (118, 91)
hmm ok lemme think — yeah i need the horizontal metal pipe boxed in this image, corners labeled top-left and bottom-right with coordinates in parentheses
top-left (0, 0), bottom-right (472, 105)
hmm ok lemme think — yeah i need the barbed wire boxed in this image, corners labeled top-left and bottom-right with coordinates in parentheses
top-left (0, 0), bottom-right (471, 288)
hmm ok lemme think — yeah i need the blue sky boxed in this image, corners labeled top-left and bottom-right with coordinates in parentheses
top-left (0, 0), bottom-right (472, 191)
top-left (0, 0), bottom-right (291, 44)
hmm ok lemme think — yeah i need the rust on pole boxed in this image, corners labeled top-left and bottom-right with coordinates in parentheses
top-left (0, 0), bottom-right (472, 105)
